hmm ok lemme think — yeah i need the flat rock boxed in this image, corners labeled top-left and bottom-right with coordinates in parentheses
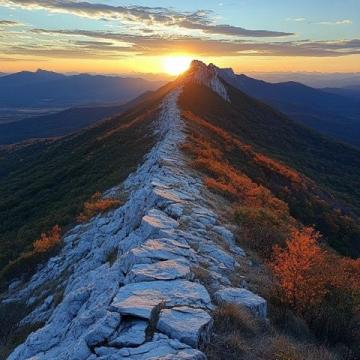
top-left (85, 311), bottom-right (121, 346)
top-left (214, 287), bottom-right (267, 318)
top-left (198, 242), bottom-right (236, 270)
top-left (109, 319), bottom-right (148, 347)
top-left (141, 209), bottom-right (178, 238)
top-left (110, 280), bottom-right (212, 319)
top-left (153, 188), bottom-right (184, 204)
top-left (95, 334), bottom-right (206, 359)
top-left (121, 238), bottom-right (192, 273)
top-left (125, 259), bottom-right (192, 284)
top-left (157, 306), bottom-right (213, 347)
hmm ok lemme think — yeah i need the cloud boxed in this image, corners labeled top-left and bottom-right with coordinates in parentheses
top-left (0, 0), bottom-right (293, 37)
top-left (0, 19), bottom-right (20, 26)
top-left (286, 17), bottom-right (306, 22)
top-left (318, 19), bottom-right (352, 25)
top-left (24, 28), bottom-right (360, 58)
top-left (178, 21), bottom-right (293, 37)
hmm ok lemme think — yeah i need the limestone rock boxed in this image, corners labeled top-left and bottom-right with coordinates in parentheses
top-left (109, 319), bottom-right (148, 347)
top-left (214, 287), bottom-right (267, 318)
top-left (85, 311), bottom-right (121, 346)
top-left (120, 238), bottom-right (192, 273)
top-left (157, 306), bottom-right (213, 347)
top-left (125, 259), bottom-right (192, 284)
top-left (95, 334), bottom-right (206, 359)
top-left (141, 209), bottom-right (178, 238)
top-left (110, 280), bottom-right (212, 319)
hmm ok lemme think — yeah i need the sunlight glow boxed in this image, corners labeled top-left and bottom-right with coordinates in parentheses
top-left (163, 56), bottom-right (193, 75)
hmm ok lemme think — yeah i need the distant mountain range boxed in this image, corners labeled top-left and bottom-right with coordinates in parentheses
top-left (0, 69), bottom-right (164, 108)
top-left (218, 70), bottom-right (360, 148)
top-left (1, 68), bottom-right (359, 148)
top-left (249, 72), bottom-right (360, 88)
top-left (322, 85), bottom-right (360, 100)
top-left (0, 92), bottom-right (151, 144)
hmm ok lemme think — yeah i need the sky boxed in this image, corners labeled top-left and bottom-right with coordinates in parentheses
top-left (0, 0), bottom-right (359, 75)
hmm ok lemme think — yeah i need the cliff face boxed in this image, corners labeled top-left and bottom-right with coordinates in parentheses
top-left (5, 64), bottom-right (266, 359)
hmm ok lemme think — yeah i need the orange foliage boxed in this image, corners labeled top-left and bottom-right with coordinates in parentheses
top-left (270, 228), bottom-right (328, 313)
top-left (270, 227), bottom-right (360, 314)
top-left (254, 153), bottom-right (302, 185)
top-left (182, 110), bottom-right (304, 187)
top-left (183, 129), bottom-right (288, 214)
top-left (77, 192), bottom-right (121, 222)
top-left (33, 225), bottom-right (62, 253)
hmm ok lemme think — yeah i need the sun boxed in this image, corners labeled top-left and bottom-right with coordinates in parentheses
top-left (163, 56), bottom-right (192, 76)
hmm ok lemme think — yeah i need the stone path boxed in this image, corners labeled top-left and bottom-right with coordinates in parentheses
top-left (5, 85), bottom-right (266, 360)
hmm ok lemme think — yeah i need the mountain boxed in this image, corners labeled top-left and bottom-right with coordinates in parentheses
top-left (1, 61), bottom-right (359, 359)
top-left (0, 69), bottom-right (65, 87)
top-left (217, 70), bottom-right (360, 147)
top-left (323, 85), bottom-right (360, 100)
top-left (0, 69), bottom-right (164, 108)
top-left (0, 92), bottom-right (152, 144)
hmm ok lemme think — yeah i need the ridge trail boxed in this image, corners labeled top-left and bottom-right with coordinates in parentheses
top-left (6, 85), bottom-right (266, 360)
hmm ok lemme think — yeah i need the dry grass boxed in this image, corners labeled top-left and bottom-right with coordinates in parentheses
top-left (77, 192), bottom-right (121, 222)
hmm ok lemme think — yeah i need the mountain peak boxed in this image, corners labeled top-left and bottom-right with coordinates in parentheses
top-left (179, 60), bottom-right (231, 102)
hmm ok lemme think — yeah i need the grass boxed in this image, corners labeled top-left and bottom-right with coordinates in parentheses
top-left (203, 304), bottom-right (341, 360)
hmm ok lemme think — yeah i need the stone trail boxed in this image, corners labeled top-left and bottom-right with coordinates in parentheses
top-left (5, 85), bottom-right (266, 359)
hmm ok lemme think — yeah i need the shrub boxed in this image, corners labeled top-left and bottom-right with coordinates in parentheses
top-left (270, 227), bottom-right (328, 314)
top-left (33, 225), bottom-right (61, 253)
top-left (270, 228), bottom-right (360, 353)
top-left (77, 192), bottom-right (121, 222)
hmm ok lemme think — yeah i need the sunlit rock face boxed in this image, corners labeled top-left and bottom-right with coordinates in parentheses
top-left (180, 60), bottom-right (231, 102)
top-left (5, 69), bottom-right (266, 360)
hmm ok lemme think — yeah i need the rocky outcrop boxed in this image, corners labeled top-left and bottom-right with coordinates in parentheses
top-left (5, 72), bottom-right (266, 359)
top-left (181, 60), bottom-right (231, 102)
top-left (214, 287), bottom-right (267, 318)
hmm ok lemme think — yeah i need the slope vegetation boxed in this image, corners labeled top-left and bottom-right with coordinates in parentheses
top-left (179, 81), bottom-right (360, 256)
top-left (0, 83), bottom-right (175, 283)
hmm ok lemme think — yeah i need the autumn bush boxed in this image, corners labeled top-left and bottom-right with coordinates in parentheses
top-left (33, 225), bottom-right (62, 253)
top-left (270, 227), bottom-right (360, 353)
top-left (77, 192), bottom-right (121, 222)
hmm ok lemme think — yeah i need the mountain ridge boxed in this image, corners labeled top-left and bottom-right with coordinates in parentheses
top-left (1, 60), bottom-right (359, 359)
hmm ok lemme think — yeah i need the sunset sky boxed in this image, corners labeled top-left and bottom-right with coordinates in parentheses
top-left (0, 0), bottom-right (359, 74)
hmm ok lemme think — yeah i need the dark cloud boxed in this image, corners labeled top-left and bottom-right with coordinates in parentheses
top-left (28, 28), bottom-right (360, 58)
top-left (0, 0), bottom-right (293, 37)
top-left (179, 21), bottom-right (293, 37)
top-left (0, 19), bottom-right (20, 26)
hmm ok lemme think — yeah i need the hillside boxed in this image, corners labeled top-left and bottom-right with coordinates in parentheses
top-left (0, 105), bottom-right (125, 144)
top-left (1, 61), bottom-right (359, 360)
top-left (220, 71), bottom-right (360, 147)
top-left (0, 92), bottom-right (153, 145)
top-left (0, 69), bottom-right (164, 108)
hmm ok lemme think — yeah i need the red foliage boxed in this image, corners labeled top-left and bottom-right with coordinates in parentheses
top-left (270, 227), bottom-right (328, 313)
top-left (270, 227), bottom-right (360, 314)
top-left (77, 192), bottom-right (121, 222)
top-left (33, 225), bottom-right (62, 253)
